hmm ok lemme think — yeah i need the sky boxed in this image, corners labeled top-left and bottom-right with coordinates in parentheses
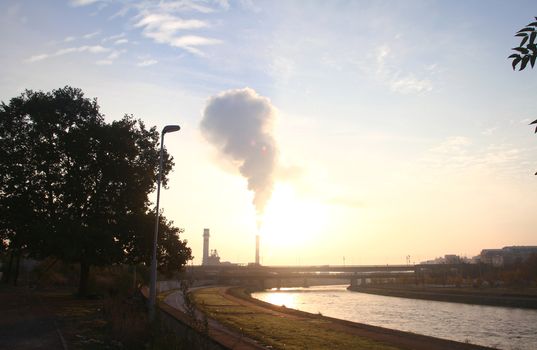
top-left (1, 0), bottom-right (536, 266)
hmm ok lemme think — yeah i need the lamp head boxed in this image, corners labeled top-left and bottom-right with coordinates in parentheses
top-left (163, 125), bottom-right (180, 134)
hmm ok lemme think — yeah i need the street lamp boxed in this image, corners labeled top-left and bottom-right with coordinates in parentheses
top-left (149, 124), bottom-right (180, 319)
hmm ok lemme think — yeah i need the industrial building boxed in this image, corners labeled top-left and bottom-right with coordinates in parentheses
top-left (201, 228), bottom-right (235, 266)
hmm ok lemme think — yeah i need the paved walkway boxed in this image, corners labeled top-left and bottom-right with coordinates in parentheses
top-left (0, 286), bottom-right (66, 350)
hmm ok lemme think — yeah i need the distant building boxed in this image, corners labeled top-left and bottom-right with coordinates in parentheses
top-left (205, 249), bottom-right (221, 265)
top-left (480, 246), bottom-right (537, 267)
top-left (421, 257), bottom-right (446, 265)
top-left (420, 254), bottom-right (465, 265)
top-left (201, 228), bottom-right (236, 266)
top-left (469, 255), bottom-right (480, 264)
top-left (421, 246), bottom-right (537, 267)
top-left (503, 246), bottom-right (537, 264)
top-left (444, 254), bottom-right (462, 264)
top-left (480, 249), bottom-right (503, 266)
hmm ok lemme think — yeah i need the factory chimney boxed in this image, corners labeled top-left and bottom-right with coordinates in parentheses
top-left (255, 234), bottom-right (260, 265)
top-left (203, 228), bottom-right (210, 265)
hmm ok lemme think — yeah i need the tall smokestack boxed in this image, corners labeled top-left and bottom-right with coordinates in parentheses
top-left (255, 234), bottom-right (260, 265)
top-left (203, 228), bottom-right (210, 265)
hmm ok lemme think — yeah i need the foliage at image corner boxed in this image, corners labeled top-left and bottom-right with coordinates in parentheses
top-left (0, 86), bottom-right (192, 293)
top-left (509, 17), bottom-right (537, 71)
top-left (509, 17), bottom-right (537, 174)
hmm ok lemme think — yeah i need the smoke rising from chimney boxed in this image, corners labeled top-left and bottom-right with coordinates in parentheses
top-left (200, 88), bottom-right (278, 215)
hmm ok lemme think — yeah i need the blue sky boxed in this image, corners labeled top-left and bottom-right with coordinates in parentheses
top-left (1, 0), bottom-right (536, 265)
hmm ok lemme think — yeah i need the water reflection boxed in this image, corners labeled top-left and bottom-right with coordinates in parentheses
top-left (253, 285), bottom-right (537, 350)
top-left (262, 289), bottom-right (298, 309)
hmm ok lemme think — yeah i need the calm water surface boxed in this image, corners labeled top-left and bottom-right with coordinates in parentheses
top-left (252, 285), bottom-right (537, 350)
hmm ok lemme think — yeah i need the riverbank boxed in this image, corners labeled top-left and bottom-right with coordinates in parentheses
top-left (191, 286), bottom-right (492, 350)
top-left (348, 284), bottom-right (537, 309)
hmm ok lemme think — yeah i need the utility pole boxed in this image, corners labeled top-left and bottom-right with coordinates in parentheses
top-left (149, 125), bottom-right (180, 320)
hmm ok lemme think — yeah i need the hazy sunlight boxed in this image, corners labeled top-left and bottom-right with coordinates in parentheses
top-left (260, 184), bottom-right (328, 250)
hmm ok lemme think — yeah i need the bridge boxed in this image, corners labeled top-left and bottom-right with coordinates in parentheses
top-left (185, 264), bottom-right (416, 289)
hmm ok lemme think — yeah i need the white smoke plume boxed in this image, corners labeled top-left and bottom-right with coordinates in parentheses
top-left (200, 88), bottom-right (278, 215)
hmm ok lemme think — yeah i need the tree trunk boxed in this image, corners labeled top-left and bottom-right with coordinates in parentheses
top-left (78, 260), bottom-right (90, 297)
top-left (3, 250), bottom-right (14, 283)
top-left (13, 250), bottom-right (21, 286)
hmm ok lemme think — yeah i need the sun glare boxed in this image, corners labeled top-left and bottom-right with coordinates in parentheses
top-left (259, 184), bottom-right (328, 250)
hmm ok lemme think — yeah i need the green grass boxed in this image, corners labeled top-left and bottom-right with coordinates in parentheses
top-left (192, 287), bottom-right (402, 350)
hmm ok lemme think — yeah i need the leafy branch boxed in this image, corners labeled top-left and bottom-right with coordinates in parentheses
top-left (510, 18), bottom-right (537, 174)
top-left (509, 17), bottom-right (537, 70)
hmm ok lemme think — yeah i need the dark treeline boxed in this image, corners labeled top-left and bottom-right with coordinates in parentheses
top-left (0, 86), bottom-right (192, 295)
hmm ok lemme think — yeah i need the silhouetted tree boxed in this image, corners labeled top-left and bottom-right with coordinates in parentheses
top-left (0, 87), bottom-right (191, 294)
top-left (121, 209), bottom-right (192, 277)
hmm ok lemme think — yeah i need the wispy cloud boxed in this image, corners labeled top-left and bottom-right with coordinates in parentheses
top-left (107, 50), bottom-right (123, 60)
top-left (136, 13), bottom-right (208, 31)
top-left (137, 59), bottom-right (158, 67)
top-left (390, 75), bottom-right (432, 94)
top-left (69, 0), bottom-right (102, 7)
top-left (423, 136), bottom-right (534, 176)
top-left (114, 38), bottom-right (128, 45)
top-left (374, 45), bottom-right (435, 95)
top-left (172, 35), bottom-right (220, 46)
top-left (25, 54), bottom-right (49, 63)
top-left (430, 136), bottom-right (471, 155)
top-left (83, 31), bottom-right (100, 39)
top-left (481, 126), bottom-right (498, 136)
top-left (95, 49), bottom-right (123, 65)
top-left (68, 1), bottom-right (224, 56)
top-left (133, 4), bottom-right (221, 55)
top-left (25, 45), bottom-right (111, 63)
top-left (102, 33), bottom-right (125, 43)
top-left (149, 1), bottom-right (215, 14)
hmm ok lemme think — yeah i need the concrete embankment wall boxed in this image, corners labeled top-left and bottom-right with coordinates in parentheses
top-left (156, 280), bottom-right (181, 293)
top-left (156, 302), bottom-right (229, 350)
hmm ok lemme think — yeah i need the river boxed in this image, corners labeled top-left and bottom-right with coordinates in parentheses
top-left (252, 285), bottom-right (537, 350)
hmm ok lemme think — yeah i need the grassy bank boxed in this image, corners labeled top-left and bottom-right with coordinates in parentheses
top-left (192, 287), bottom-right (401, 350)
top-left (348, 284), bottom-right (537, 309)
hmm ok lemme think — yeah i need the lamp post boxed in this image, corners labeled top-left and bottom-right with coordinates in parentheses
top-left (149, 124), bottom-right (180, 319)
